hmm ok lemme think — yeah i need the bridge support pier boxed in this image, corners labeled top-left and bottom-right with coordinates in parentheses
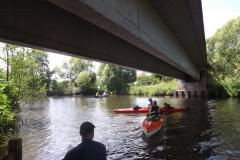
top-left (190, 91), bottom-right (195, 97)
top-left (174, 71), bottom-right (209, 98)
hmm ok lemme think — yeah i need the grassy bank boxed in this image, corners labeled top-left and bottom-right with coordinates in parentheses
top-left (129, 79), bottom-right (177, 96)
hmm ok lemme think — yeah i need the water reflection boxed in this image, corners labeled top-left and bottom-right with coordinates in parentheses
top-left (17, 96), bottom-right (240, 159)
top-left (206, 98), bottom-right (240, 159)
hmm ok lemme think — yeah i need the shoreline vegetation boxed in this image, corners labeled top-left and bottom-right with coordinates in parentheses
top-left (129, 79), bottom-right (177, 96)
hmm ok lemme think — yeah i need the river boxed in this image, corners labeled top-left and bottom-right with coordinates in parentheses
top-left (17, 95), bottom-right (240, 160)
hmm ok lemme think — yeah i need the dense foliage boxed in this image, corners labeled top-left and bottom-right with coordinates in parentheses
top-left (52, 57), bottom-right (96, 95)
top-left (1, 44), bottom-right (50, 104)
top-left (130, 78), bottom-right (177, 96)
top-left (97, 64), bottom-right (136, 94)
top-left (0, 44), bottom-right (52, 148)
top-left (0, 69), bottom-right (14, 147)
top-left (207, 16), bottom-right (240, 97)
top-left (136, 74), bottom-right (160, 86)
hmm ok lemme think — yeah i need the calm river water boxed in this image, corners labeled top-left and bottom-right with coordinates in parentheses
top-left (17, 95), bottom-right (240, 160)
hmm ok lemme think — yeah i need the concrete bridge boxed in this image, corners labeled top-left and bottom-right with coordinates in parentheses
top-left (0, 0), bottom-right (208, 96)
top-left (0, 2), bottom-right (209, 158)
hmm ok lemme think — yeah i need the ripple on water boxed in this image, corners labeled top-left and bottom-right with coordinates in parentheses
top-left (16, 96), bottom-right (240, 159)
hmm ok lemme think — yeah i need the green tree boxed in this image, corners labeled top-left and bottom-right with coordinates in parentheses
top-left (33, 50), bottom-right (53, 91)
top-left (54, 58), bottom-right (93, 84)
top-left (137, 74), bottom-right (161, 86)
top-left (75, 71), bottom-right (91, 87)
top-left (87, 71), bottom-right (97, 87)
top-left (47, 80), bottom-right (66, 96)
top-left (207, 16), bottom-right (240, 97)
top-left (98, 64), bottom-right (136, 94)
top-left (54, 57), bottom-right (94, 94)
top-left (0, 69), bottom-right (15, 147)
top-left (1, 44), bottom-right (48, 105)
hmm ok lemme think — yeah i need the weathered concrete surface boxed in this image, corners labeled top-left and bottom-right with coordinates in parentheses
top-left (175, 71), bottom-right (209, 97)
top-left (0, 0), bottom-right (207, 80)
top-left (49, 0), bottom-right (207, 79)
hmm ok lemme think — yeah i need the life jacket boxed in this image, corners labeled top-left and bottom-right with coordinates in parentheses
top-left (167, 104), bottom-right (171, 109)
top-left (151, 106), bottom-right (159, 115)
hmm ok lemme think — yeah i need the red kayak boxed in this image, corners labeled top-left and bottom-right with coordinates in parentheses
top-left (114, 107), bottom-right (189, 113)
top-left (114, 107), bottom-right (149, 113)
top-left (142, 115), bottom-right (164, 138)
top-left (160, 107), bottom-right (190, 112)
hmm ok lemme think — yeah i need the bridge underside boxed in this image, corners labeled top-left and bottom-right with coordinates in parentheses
top-left (0, 0), bottom-right (207, 81)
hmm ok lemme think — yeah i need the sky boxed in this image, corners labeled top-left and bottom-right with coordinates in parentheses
top-left (48, 52), bottom-right (100, 71)
top-left (1, 1), bottom-right (240, 71)
top-left (202, 0), bottom-right (240, 38)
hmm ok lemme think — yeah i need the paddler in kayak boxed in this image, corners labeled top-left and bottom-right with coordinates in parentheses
top-left (96, 92), bottom-right (99, 96)
top-left (146, 100), bottom-right (162, 120)
top-left (149, 100), bottom-right (162, 115)
top-left (164, 103), bottom-right (173, 109)
top-left (148, 98), bottom-right (153, 108)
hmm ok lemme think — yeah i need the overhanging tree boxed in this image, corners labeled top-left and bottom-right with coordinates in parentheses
top-left (53, 57), bottom-right (94, 94)
top-left (137, 74), bottom-right (161, 86)
top-left (0, 69), bottom-right (14, 147)
top-left (1, 44), bottom-right (50, 105)
top-left (98, 64), bottom-right (136, 94)
top-left (207, 16), bottom-right (240, 97)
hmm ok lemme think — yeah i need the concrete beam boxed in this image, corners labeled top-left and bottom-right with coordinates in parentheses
top-left (149, 0), bottom-right (207, 71)
top-left (0, 0), bottom-right (186, 79)
top-left (48, 0), bottom-right (200, 79)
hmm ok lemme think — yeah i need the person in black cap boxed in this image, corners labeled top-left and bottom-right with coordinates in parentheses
top-left (63, 121), bottom-right (107, 160)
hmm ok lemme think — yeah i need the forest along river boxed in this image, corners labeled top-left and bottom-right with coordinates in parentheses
top-left (17, 95), bottom-right (240, 160)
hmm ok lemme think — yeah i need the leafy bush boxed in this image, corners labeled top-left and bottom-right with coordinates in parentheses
top-left (207, 75), bottom-right (229, 98)
top-left (129, 79), bottom-right (177, 96)
top-left (82, 86), bottom-right (100, 95)
top-left (0, 77), bottom-right (15, 147)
